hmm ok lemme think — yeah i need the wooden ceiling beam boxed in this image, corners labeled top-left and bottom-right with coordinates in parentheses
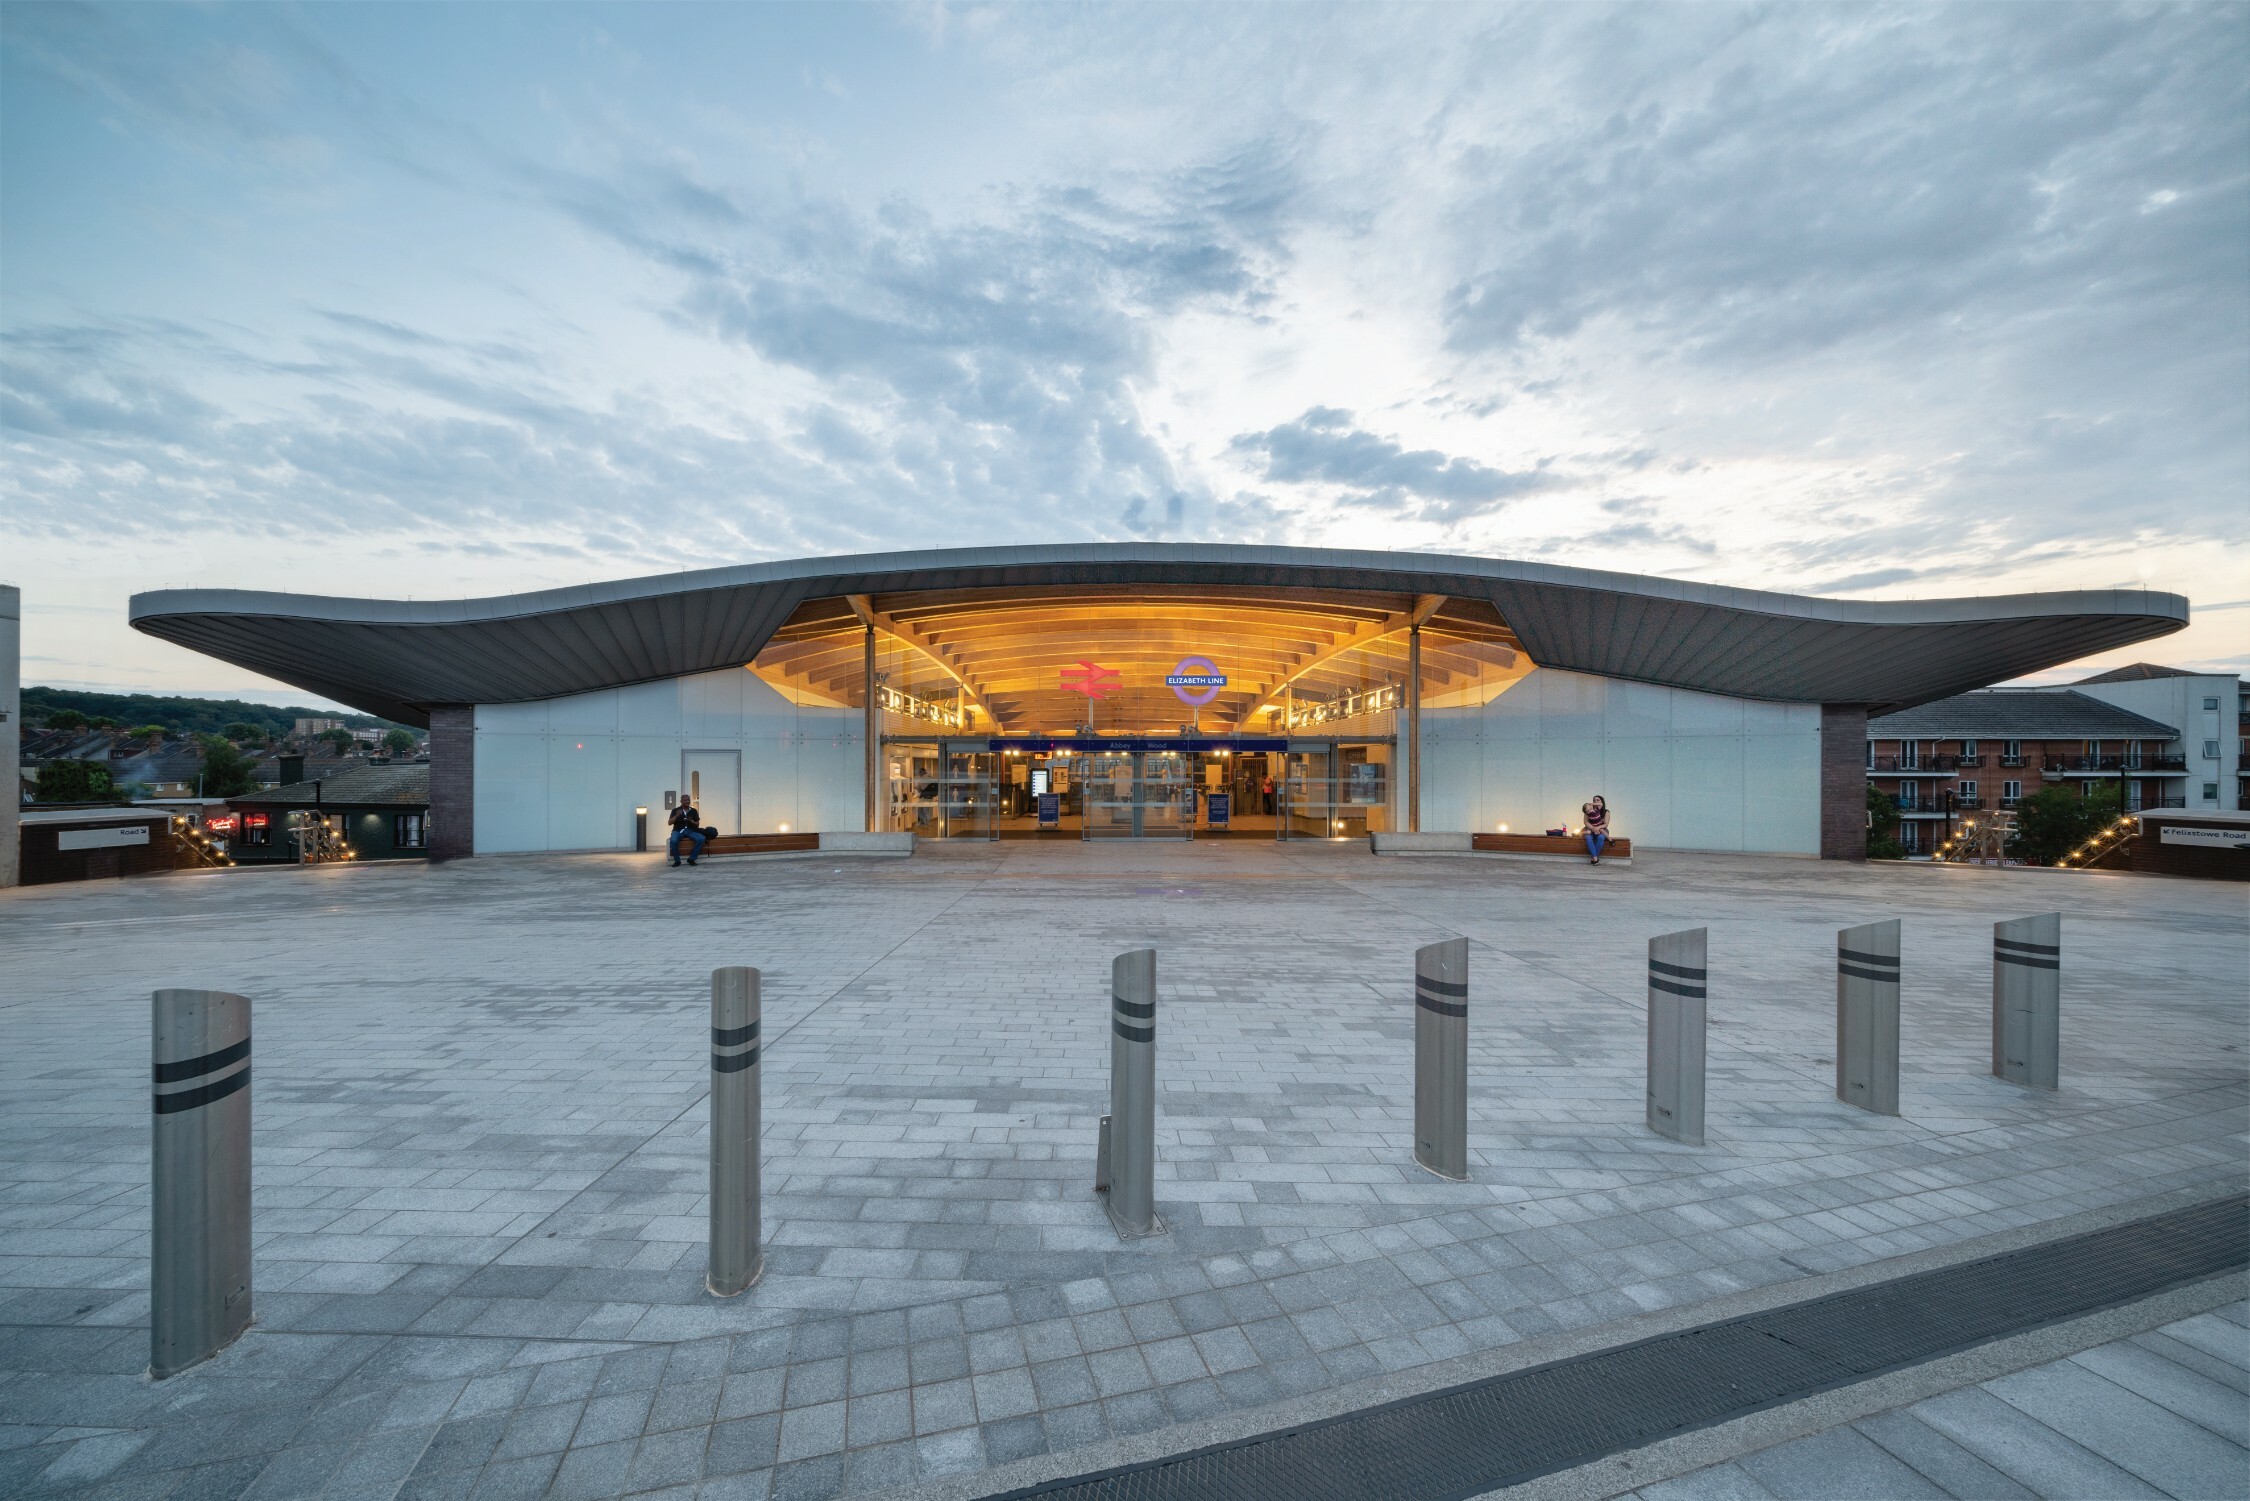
top-left (847, 594), bottom-right (1004, 726)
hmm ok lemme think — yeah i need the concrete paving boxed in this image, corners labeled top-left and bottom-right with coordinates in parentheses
top-left (1616, 1302), bottom-right (2250, 1501)
top-left (0, 841), bottom-right (2241, 1499)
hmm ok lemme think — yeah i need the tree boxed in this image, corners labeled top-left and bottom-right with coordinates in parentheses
top-left (1866, 786), bottom-right (1904, 859)
top-left (382, 728), bottom-right (419, 756)
top-left (87, 716), bottom-right (116, 730)
top-left (2008, 784), bottom-right (2124, 866)
top-left (35, 760), bottom-right (118, 803)
top-left (127, 723), bottom-right (169, 742)
top-left (319, 727), bottom-right (358, 756)
top-left (194, 735), bottom-right (261, 799)
top-left (44, 708), bottom-right (87, 731)
top-left (222, 722), bottom-right (267, 745)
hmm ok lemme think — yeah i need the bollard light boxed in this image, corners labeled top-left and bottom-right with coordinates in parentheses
top-left (633, 807), bottom-right (649, 853)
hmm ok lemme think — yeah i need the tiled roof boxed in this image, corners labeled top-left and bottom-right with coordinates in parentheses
top-left (2076, 662), bottom-right (2242, 685)
top-left (235, 764), bottom-right (431, 808)
top-left (1870, 689), bottom-right (2176, 739)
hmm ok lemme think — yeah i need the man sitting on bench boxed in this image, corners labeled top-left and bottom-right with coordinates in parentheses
top-left (668, 798), bottom-right (706, 866)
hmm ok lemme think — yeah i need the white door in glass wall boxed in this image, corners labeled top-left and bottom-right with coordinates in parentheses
top-left (683, 751), bottom-right (742, 835)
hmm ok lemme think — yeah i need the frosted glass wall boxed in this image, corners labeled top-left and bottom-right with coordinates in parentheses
top-left (1420, 668), bottom-right (1821, 854)
top-left (474, 667), bottom-right (862, 854)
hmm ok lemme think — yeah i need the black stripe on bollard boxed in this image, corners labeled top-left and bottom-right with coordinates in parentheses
top-left (713, 1021), bottom-right (760, 1047)
top-left (1415, 975), bottom-right (1468, 1018)
top-left (1113, 996), bottom-right (1156, 1020)
top-left (1648, 974), bottom-right (1706, 1000)
top-left (154, 1037), bottom-right (250, 1084)
top-left (1415, 993), bottom-right (1468, 1018)
top-left (1994, 939), bottom-right (2060, 970)
top-left (1838, 947), bottom-right (1900, 983)
top-left (1112, 1020), bottom-right (1154, 1043)
top-left (712, 1047), bottom-right (759, 1074)
top-left (153, 1071), bottom-right (250, 1114)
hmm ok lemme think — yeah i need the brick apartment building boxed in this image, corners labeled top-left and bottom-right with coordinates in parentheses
top-left (1867, 692), bottom-right (2184, 855)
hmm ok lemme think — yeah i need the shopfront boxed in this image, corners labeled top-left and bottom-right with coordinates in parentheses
top-left (877, 736), bottom-right (1396, 840)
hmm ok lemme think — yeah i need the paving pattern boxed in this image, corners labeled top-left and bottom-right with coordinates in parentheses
top-left (0, 841), bottom-right (2242, 1500)
top-left (1621, 1302), bottom-right (2250, 1500)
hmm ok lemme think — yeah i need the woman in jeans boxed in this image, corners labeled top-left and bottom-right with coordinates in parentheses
top-left (1582, 795), bottom-right (1611, 864)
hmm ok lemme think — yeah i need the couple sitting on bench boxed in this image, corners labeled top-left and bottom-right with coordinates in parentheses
top-left (668, 800), bottom-right (713, 866)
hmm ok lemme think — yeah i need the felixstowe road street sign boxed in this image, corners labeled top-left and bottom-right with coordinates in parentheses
top-left (1166, 656), bottom-right (1227, 707)
top-left (1062, 661), bottom-right (1123, 700)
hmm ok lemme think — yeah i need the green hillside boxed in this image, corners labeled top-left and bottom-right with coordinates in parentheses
top-left (21, 687), bottom-right (417, 740)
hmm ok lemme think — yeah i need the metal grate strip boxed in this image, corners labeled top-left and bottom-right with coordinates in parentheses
top-left (985, 1194), bottom-right (2247, 1501)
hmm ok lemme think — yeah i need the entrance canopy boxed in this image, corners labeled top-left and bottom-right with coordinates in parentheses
top-left (128, 542), bottom-right (2190, 726)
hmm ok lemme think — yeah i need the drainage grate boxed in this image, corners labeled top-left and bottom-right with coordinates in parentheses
top-left (985, 1194), bottom-right (2247, 1501)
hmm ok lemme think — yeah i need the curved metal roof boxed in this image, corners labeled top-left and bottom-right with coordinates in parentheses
top-left (129, 543), bottom-right (2189, 727)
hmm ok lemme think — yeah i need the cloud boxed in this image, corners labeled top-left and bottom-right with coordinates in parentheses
top-left (1228, 407), bottom-right (1563, 522)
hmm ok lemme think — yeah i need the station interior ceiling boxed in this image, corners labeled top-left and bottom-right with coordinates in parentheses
top-left (747, 586), bottom-right (1530, 735)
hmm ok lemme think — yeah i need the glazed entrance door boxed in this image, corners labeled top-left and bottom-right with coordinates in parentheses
top-left (1080, 751), bottom-right (1194, 839)
top-left (1083, 751), bottom-right (1138, 838)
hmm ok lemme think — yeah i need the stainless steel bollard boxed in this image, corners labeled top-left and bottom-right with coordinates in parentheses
top-left (1993, 913), bottom-right (2061, 1091)
top-left (1646, 929), bottom-right (1707, 1146)
top-left (1836, 920), bottom-right (1902, 1116)
top-left (1413, 938), bottom-right (1470, 1180)
top-left (708, 967), bottom-right (764, 1296)
top-left (1098, 949), bottom-right (1160, 1237)
top-left (151, 988), bottom-right (253, 1379)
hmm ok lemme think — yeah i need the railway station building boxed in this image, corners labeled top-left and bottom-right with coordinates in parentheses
top-left (129, 544), bottom-right (2188, 862)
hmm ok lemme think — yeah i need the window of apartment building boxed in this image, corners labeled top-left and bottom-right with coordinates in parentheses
top-left (2203, 740), bottom-right (2221, 761)
top-left (394, 813), bottom-right (426, 849)
top-left (2204, 783), bottom-right (2220, 803)
top-left (2204, 697), bottom-right (2221, 711)
top-left (2003, 779), bottom-right (2021, 802)
top-left (1900, 741), bottom-right (1919, 769)
top-left (1959, 780), bottom-right (1977, 799)
top-left (2002, 739), bottom-right (2022, 762)
top-left (1864, 741), bottom-right (1874, 767)
top-left (1960, 740), bottom-right (1978, 757)
top-left (239, 811), bottom-right (270, 847)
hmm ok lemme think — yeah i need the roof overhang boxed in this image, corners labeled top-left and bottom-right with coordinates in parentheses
top-left (129, 543), bottom-right (2190, 728)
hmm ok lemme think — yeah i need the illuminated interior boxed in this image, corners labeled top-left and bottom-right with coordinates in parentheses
top-left (743, 586), bottom-right (1533, 839)
top-left (749, 585), bottom-right (1530, 733)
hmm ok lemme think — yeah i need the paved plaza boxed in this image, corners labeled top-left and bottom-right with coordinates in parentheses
top-left (0, 841), bottom-right (2243, 1499)
top-left (1620, 1302), bottom-right (2250, 1501)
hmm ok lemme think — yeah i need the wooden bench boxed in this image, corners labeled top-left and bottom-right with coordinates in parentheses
top-left (1471, 832), bottom-right (1632, 859)
top-left (700, 833), bottom-right (820, 857)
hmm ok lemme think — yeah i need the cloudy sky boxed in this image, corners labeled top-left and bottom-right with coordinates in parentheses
top-left (4, 1), bottom-right (2245, 704)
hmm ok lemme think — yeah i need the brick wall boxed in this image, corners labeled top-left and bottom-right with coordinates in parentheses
top-left (2128, 817), bottom-right (2250, 881)
top-left (18, 818), bottom-right (189, 885)
top-left (427, 705), bottom-right (474, 862)
top-left (1820, 704), bottom-right (1868, 861)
